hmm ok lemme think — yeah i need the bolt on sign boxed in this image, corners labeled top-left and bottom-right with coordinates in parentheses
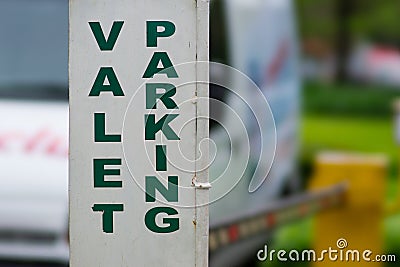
top-left (69, 1), bottom-right (209, 266)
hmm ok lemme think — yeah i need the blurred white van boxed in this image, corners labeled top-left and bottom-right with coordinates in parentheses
top-left (348, 43), bottom-right (400, 87)
top-left (0, 0), bottom-right (69, 264)
top-left (208, 0), bottom-right (299, 266)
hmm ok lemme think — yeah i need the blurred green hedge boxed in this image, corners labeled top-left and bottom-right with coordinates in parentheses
top-left (303, 82), bottom-right (400, 117)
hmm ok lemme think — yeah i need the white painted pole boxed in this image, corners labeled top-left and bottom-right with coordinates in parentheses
top-left (194, 1), bottom-right (210, 266)
top-left (69, 1), bottom-right (209, 266)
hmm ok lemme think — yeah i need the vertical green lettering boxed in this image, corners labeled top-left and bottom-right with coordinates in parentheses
top-left (156, 145), bottom-right (167, 171)
top-left (94, 113), bottom-right (121, 142)
top-left (146, 21), bottom-right (176, 47)
top-left (145, 114), bottom-right (180, 140)
top-left (146, 83), bottom-right (177, 109)
top-left (92, 204), bottom-right (124, 233)
top-left (89, 21), bottom-right (124, 51)
top-left (93, 158), bottom-right (122, 188)
top-left (143, 52), bottom-right (178, 78)
top-left (145, 176), bottom-right (178, 202)
top-left (144, 207), bottom-right (179, 233)
top-left (89, 67), bottom-right (125, 96)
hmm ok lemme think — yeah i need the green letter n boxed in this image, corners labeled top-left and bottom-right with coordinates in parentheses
top-left (145, 176), bottom-right (178, 202)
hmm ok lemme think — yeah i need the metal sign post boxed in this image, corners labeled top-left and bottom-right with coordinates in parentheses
top-left (69, 0), bottom-right (209, 266)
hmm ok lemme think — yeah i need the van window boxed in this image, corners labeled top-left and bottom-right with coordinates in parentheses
top-left (210, 0), bottom-right (228, 65)
top-left (210, 0), bottom-right (229, 131)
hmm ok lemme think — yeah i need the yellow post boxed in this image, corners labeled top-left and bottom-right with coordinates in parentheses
top-left (389, 99), bottom-right (400, 214)
top-left (310, 152), bottom-right (387, 266)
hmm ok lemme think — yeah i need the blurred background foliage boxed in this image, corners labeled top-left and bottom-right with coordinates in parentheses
top-left (298, 0), bottom-right (400, 46)
top-left (259, 1), bottom-right (400, 266)
top-left (298, 0), bottom-right (400, 82)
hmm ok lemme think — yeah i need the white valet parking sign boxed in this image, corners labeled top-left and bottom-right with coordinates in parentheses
top-left (69, 1), bottom-right (209, 266)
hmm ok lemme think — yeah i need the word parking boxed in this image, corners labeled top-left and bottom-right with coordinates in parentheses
top-left (88, 20), bottom-right (181, 234)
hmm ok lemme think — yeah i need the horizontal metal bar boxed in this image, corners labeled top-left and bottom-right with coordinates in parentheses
top-left (209, 183), bottom-right (348, 252)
